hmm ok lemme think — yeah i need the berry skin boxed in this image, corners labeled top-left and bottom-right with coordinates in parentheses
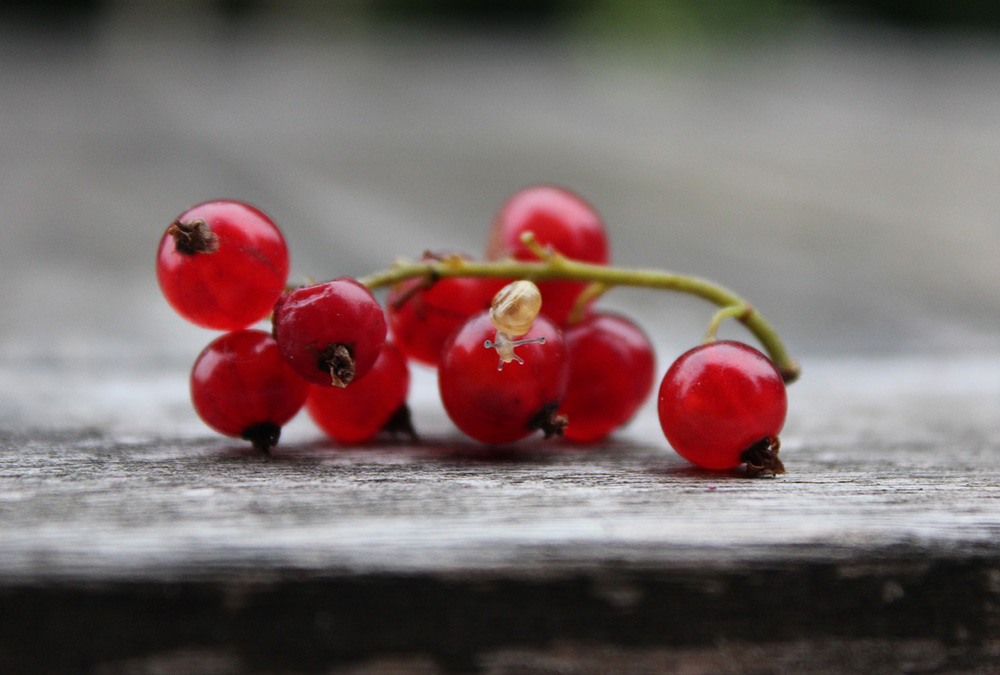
top-left (485, 185), bottom-right (609, 324)
top-left (190, 329), bottom-right (308, 452)
top-left (386, 254), bottom-right (507, 367)
top-left (306, 342), bottom-right (412, 444)
top-left (559, 312), bottom-right (656, 442)
top-left (272, 278), bottom-right (387, 387)
top-left (157, 200), bottom-right (289, 331)
top-left (438, 311), bottom-right (569, 445)
top-left (657, 341), bottom-right (787, 474)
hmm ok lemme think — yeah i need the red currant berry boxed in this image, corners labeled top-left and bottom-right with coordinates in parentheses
top-left (306, 342), bottom-right (413, 444)
top-left (485, 185), bottom-right (609, 324)
top-left (272, 278), bottom-right (387, 387)
top-left (559, 312), bottom-right (655, 442)
top-left (438, 311), bottom-right (569, 445)
top-left (190, 329), bottom-right (308, 452)
top-left (157, 200), bottom-right (290, 331)
top-left (386, 254), bottom-right (508, 367)
top-left (657, 340), bottom-right (787, 475)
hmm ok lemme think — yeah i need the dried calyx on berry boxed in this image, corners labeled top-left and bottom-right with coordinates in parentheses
top-left (241, 422), bottom-right (282, 454)
top-left (484, 280), bottom-right (547, 369)
top-left (741, 437), bottom-right (785, 477)
top-left (316, 343), bottom-right (356, 388)
top-left (528, 402), bottom-right (568, 439)
top-left (167, 219), bottom-right (219, 255)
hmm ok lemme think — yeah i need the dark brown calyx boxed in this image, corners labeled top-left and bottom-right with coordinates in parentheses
top-left (741, 436), bottom-right (785, 477)
top-left (242, 422), bottom-right (281, 454)
top-left (529, 402), bottom-right (568, 439)
top-left (167, 219), bottom-right (219, 255)
top-left (318, 344), bottom-right (355, 388)
top-left (383, 404), bottom-right (418, 441)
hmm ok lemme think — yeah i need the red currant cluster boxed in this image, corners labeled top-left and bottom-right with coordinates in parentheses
top-left (157, 186), bottom-right (797, 475)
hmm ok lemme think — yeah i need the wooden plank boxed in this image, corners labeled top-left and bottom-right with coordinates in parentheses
top-left (1, 359), bottom-right (998, 670)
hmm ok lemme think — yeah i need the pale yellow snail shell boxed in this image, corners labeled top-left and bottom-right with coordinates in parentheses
top-left (490, 280), bottom-right (542, 337)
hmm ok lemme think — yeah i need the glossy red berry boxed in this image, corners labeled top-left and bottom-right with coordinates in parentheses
top-left (306, 342), bottom-right (412, 444)
top-left (157, 200), bottom-right (289, 331)
top-left (272, 278), bottom-right (387, 388)
top-left (559, 312), bottom-right (655, 442)
top-left (658, 341), bottom-right (787, 474)
top-left (190, 329), bottom-right (308, 452)
top-left (438, 311), bottom-right (569, 445)
top-left (485, 185), bottom-right (609, 324)
top-left (386, 254), bottom-right (508, 367)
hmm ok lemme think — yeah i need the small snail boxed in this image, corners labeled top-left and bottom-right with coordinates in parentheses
top-left (489, 280), bottom-right (542, 336)
top-left (484, 280), bottom-right (546, 369)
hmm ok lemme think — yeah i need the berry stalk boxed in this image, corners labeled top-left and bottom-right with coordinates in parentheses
top-left (358, 250), bottom-right (800, 384)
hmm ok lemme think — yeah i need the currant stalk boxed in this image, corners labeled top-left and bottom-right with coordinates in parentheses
top-left (358, 241), bottom-right (800, 384)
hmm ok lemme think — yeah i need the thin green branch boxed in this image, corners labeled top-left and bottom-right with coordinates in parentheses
top-left (704, 302), bottom-right (752, 344)
top-left (359, 257), bottom-right (800, 383)
top-left (568, 282), bottom-right (610, 324)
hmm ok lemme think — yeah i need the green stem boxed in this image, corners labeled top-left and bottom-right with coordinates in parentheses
top-left (359, 256), bottom-right (801, 383)
top-left (704, 302), bottom-right (751, 343)
top-left (567, 282), bottom-right (610, 324)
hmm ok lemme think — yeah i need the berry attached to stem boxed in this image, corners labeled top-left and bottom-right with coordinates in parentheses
top-left (190, 329), bottom-right (309, 453)
top-left (272, 278), bottom-right (387, 387)
top-left (559, 312), bottom-right (656, 442)
top-left (439, 311), bottom-right (569, 445)
top-left (485, 185), bottom-right (610, 324)
top-left (157, 200), bottom-right (289, 331)
top-left (658, 341), bottom-right (788, 476)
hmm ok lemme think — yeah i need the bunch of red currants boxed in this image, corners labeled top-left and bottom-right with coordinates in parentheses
top-left (156, 186), bottom-right (793, 475)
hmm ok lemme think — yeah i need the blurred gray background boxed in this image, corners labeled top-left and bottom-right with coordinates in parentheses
top-left (0, 0), bottom-right (998, 419)
top-left (3, 6), bottom-right (1000, 669)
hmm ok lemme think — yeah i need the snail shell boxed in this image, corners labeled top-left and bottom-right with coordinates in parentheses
top-left (489, 280), bottom-right (542, 337)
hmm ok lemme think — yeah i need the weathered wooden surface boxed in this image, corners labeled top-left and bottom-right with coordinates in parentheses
top-left (3, 358), bottom-right (1000, 579)
top-left (2, 356), bottom-right (999, 672)
top-left (0, 356), bottom-right (998, 672)
top-left (1, 8), bottom-right (1000, 673)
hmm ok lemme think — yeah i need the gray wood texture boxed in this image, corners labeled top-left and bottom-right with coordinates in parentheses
top-left (1, 8), bottom-right (999, 673)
